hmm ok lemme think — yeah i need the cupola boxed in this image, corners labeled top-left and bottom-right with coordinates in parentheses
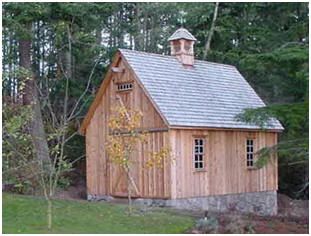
top-left (168, 27), bottom-right (197, 66)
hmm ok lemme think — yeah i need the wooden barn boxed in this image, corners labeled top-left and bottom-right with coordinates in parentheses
top-left (79, 28), bottom-right (283, 215)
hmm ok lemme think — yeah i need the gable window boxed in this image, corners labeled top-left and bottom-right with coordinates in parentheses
top-left (246, 139), bottom-right (254, 167)
top-left (117, 82), bottom-right (133, 92)
top-left (194, 138), bottom-right (204, 170)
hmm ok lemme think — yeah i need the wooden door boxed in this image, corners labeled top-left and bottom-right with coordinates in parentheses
top-left (111, 163), bottom-right (140, 198)
top-left (111, 165), bottom-right (128, 197)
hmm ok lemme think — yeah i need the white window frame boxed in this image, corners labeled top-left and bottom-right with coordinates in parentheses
top-left (246, 139), bottom-right (254, 167)
top-left (193, 138), bottom-right (204, 170)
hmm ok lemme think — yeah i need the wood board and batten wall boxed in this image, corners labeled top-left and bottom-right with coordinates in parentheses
top-left (82, 52), bottom-right (279, 201)
top-left (85, 53), bottom-right (171, 199)
top-left (169, 129), bottom-right (278, 199)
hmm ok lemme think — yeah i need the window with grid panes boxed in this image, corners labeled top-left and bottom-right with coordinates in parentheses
top-left (194, 138), bottom-right (204, 170)
top-left (246, 139), bottom-right (254, 167)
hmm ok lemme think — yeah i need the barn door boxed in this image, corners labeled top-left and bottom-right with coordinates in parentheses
top-left (110, 93), bottom-right (141, 197)
top-left (111, 162), bottom-right (140, 198)
top-left (111, 165), bottom-right (128, 197)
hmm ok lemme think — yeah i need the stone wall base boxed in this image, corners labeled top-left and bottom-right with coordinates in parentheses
top-left (87, 191), bottom-right (277, 216)
top-left (133, 191), bottom-right (277, 216)
top-left (87, 194), bottom-right (114, 202)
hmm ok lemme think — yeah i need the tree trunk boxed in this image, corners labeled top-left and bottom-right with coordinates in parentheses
top-left (149, 15), bottom-right (157, 53)
top-left (8, 32), bottom-right (13, 101)
top-left (143, 10), bottom-right (148, 51)
top-left (127, 177), bottom-right (132, 214)
top-left (118, 7), bottom-right (124, 48)
top-left (96, 27), bottom-right (102, 46)
top-left (134, 4), bottom-right (143, 51)
top-left (126, 166), bottom-right (133, 215)
top-left (64, 25), bottom-right (72, 80)
top-left (203, 2), bottom-right (219, 60)
top-left (47, 198), bottom-right (52, 230)
top-left (19, 23), bottom-right (51, 170)
top-left (19, 35), bottom-right (33, 105)
top-left (112, 13), bottom-right (117, 48)
top-left (108, 17), bottom-right (112, 52)
top-left (19, 22), bottom-right (52, 229)
top-left (64, 51), bottom-right (72, 79)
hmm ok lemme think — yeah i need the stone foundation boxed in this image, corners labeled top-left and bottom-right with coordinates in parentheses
top-left (87, 191), bottom-right (277, 216)
top-left (87, 194), bottom-right (114, 202)
top-left (133, 191), bottom-right (277, 216)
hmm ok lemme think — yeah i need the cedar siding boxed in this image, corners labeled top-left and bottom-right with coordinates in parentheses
top-left (85, 55), bottom-right (170, 198)
top-left (169, 129), bottom-right (278, 199)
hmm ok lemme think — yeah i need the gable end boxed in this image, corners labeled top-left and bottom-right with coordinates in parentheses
top-left (79, 50), bottom-right (169, 135)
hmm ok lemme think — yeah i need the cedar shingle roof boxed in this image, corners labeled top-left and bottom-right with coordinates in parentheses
top-left (120, 48), bottom-right (284, 131)
top-left (168, 27), bottom-right (197, 41)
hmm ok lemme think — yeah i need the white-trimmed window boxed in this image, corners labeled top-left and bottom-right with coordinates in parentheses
top-left (246, 139), bottom-right (254, 167)
top-left (117, 82), bottom-right (133, 91)
top-left (194, 138), bottom-right (204, 170)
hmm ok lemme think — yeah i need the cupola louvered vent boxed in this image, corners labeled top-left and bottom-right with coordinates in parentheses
top-left (117, 82), bottom-right (133, 91)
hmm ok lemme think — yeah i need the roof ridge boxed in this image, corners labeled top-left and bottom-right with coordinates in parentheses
top-left (118, 48), bottom-right (236, 68)
top-left (119, 48), bottom-right (176, 59)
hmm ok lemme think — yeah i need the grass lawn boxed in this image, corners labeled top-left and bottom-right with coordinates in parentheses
top-left (3, 193), bottom-right (194, 234)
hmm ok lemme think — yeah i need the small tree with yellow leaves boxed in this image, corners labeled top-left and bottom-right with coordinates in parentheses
top-left (106, 102), bottom-right (171, 214)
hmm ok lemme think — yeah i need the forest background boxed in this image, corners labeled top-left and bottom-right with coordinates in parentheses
top-left (2, 2), bottom-right (309, 200)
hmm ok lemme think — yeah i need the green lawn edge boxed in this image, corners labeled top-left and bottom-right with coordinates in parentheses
top-left (3, 193), bottom-right (194, 234)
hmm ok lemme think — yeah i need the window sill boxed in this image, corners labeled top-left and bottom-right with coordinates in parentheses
top-left (193, 169), bottom-right (207, 173)
top-left (116, 89), bottom-right (132, 93)
top-left (247, 166), bottom-right (258, 170)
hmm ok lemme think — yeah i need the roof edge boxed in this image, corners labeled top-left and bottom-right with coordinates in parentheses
top-left (169, 125), bottom-right (284, 133)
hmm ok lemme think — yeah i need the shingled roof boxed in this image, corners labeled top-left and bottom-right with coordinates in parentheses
top-left (168, 27), bottom-right (197, 41)
top-left (119, 48), bottom-right (283, 131)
